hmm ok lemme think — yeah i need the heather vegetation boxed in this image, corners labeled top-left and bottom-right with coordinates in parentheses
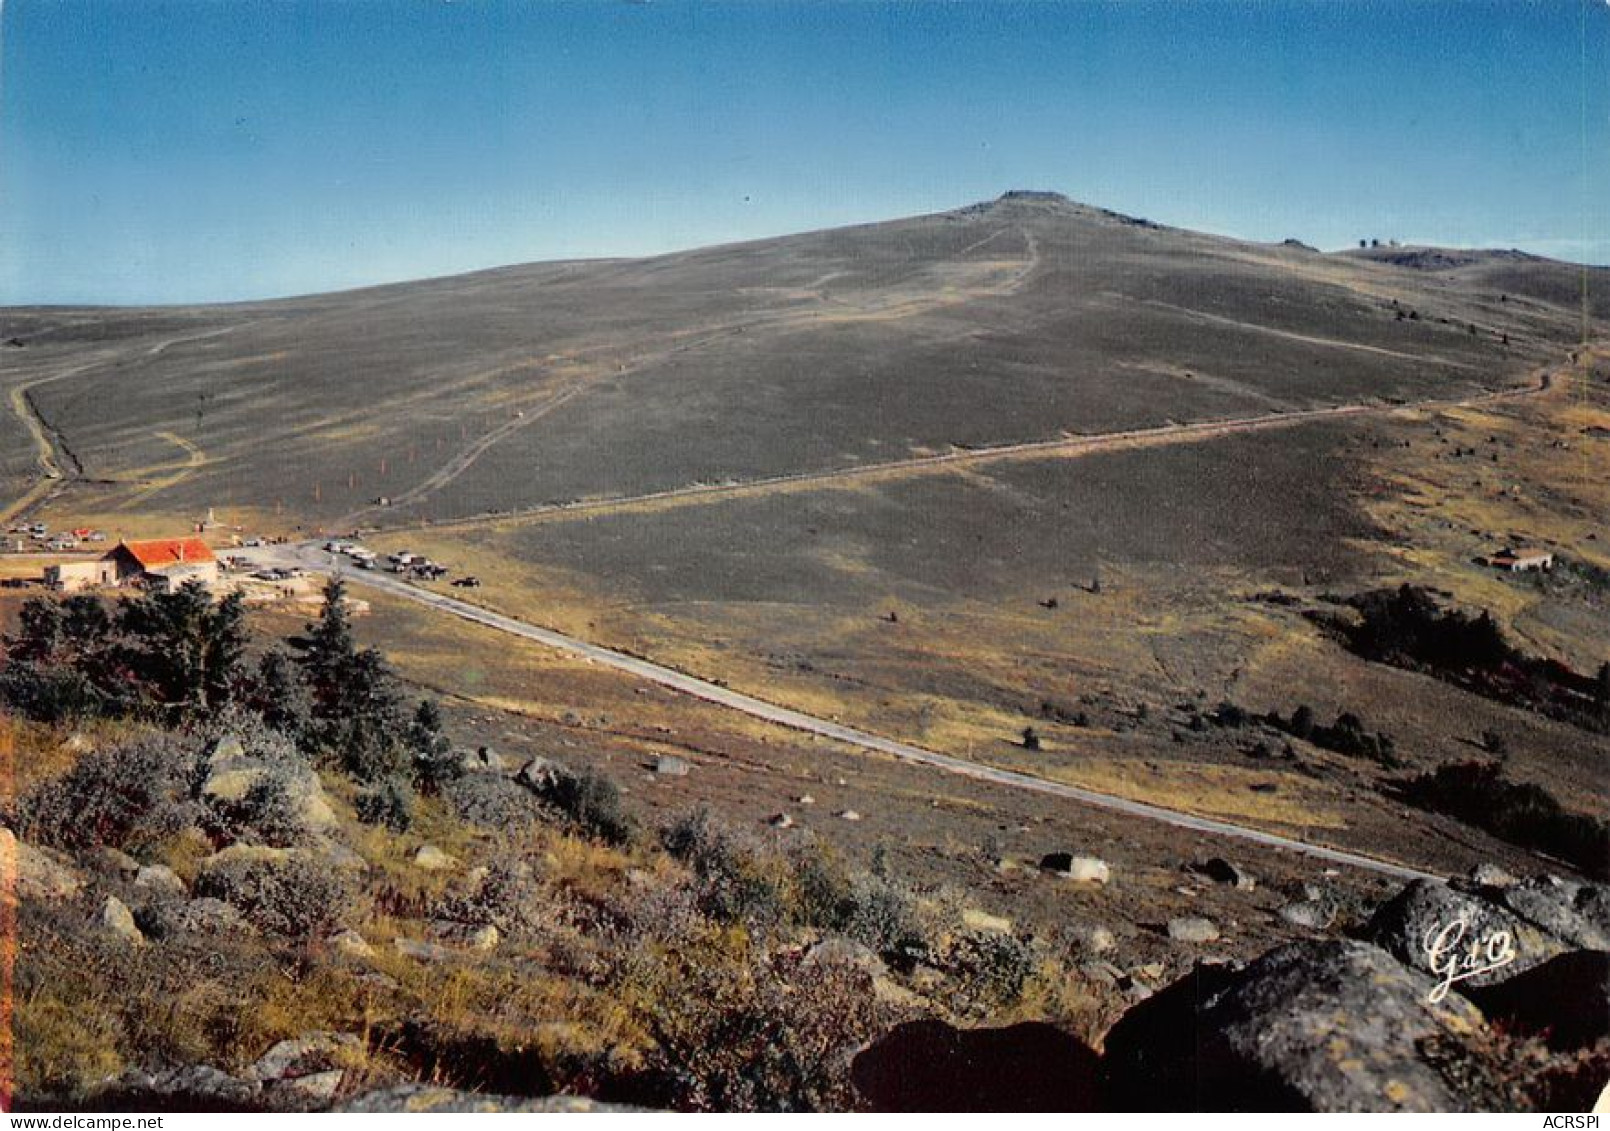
top-left (1337, 585), bottom-right (1610, 734)
top-left (1398, 761), bottom-right (1610, 880)
top-left (2, 582), bottom-right (1101, 1110)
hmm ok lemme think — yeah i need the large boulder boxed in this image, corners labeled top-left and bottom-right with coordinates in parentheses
top-left (1102, 940), bottom-right (1492, 1111)
top-left (0, 828), bottom-right (85, 904)
top-left (100, 895), bottom-right (145, 945)
top-left (1460, 950), bottom-right (1610, 1051)
top-left (200, 736), bottom-right (336, 835)
top-left (852, 1019), bottom-right (1100, 1111)
top-left (1365, 879), bottom-right (1563, 986)
top-left (1491, 877), bottom-right (1610, 951)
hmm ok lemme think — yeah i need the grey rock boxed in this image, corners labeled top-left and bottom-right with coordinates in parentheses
top-left (317, 839), bottom-right (369, 873)
top-left (201, 739), bottom-right (336, 834)
top-left (90, 844), bottom-right (143, 880)
top-left (1, 829), bottom-right (85, 903)
top-left (1103, 940), bottom-right (1493, 1111)
top-left (1167, 916), bottom-right (1220, 944)
top-left (340, 1084), bottom-right (641, 1113)
top-left (206, 735), bottom-right (247, 762)
top-left (270, 1069), bottom-right (345, 1106)
top-left (100, 895), bottom-right (145, 945)
top-left (394, 937), bottom-right (458, 963)
top-left (247, 1032), bottom-right (360, 1084)
top-left (517, 757), bottom-right (559, 790)
top-left (1278, 900), bottom-right (1334, 930)
top-left (1496, 877), bottom-right (1610, 950)
top-left (134, 863), bottom-right (187, 897)
top-left (328, 928), bottom-right (376, 959)
top-left (1039, 852), bottom-right (1110, 884)
top-left (146, 1064), bottom-right (260, 1105)
top-left (652, 754), bottom-right (691, 777)
top-left (1574, 884), bottom-right (1610, 936)
top-left (207, 734), bottom-right (247, 760)
top-left (412, 844), bottom-right (458, 871)
top-left (1467, 862), bottom-right (1517, 889)
top-left (460, 746), bottom-right (506, 774)
top-left (1366, 879), bottom-right (1564, 985)
top-left (428, 919), bottom-right (500, 951)
top-left (1079, 925), bottom-right (1118, 955)
top-left (803, 936), bottom-right (886, 976)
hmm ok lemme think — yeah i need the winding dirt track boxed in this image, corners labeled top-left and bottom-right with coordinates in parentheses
top-left (384, 363), bottom-right (1558, 536)
top-left (334, 227), bottom-right (1043, 527)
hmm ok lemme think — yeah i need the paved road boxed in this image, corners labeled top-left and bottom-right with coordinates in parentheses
top-left (249, 542), bottom-right (1440, 882)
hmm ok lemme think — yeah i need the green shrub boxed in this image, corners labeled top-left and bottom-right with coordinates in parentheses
top-left (192, 849), bottom-right (350, 936)
top-left (540, 764), bottom-right (634, 846)
top-left (949, 930), bottom-right (1036, 1007)
top-left (20, 735), bottom-right (203, 854)
top-left (664, 809), bottom-right (786, 932)
top-left (355, 778), bottom-right (414, 833)
top-left (1400, 761), bottom-right (1609, 879)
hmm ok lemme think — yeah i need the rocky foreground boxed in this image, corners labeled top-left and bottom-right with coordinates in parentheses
top-left (5, 721), bottom-right (1607, 1113)
top-left (14, 815), bottom-right (1608, 1112)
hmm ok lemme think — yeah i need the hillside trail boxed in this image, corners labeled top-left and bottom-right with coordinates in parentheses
top-left (0, 321), bottom-right (263, 525)
top-left (375, 350), bottom-right (1566, 538)
top-left (0, 359), bottom-right (103, 525)
top-left (331, 226), bottom-right (1042, 527)
top-left (169, 347), bottom-right (1592, 882)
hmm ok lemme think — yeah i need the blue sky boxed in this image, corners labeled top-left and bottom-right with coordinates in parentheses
top-left (2, 0), bottom-right (1606, 305)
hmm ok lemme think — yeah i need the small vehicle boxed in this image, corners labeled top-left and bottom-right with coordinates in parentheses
top-left (451, 576), bottom-right (481, 589)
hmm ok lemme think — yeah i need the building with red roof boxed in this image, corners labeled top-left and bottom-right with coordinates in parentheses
top-left (103, 537), bottom-right (219, 591)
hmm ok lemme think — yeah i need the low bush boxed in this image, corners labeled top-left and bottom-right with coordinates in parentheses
top-left (1274, 707), bottom-right (1399, 768)
top-left (664, 810), bottom-right (787, 932)
top-left (355, 778), bottom-right (414, 833)
top-left (19, 735), bottom-right (203, 854)
top-left (948, 930), bottom-right (1037, 1008)
top-left (538, 764), bottom-right (635, 846)
top-left (192, 848), bottom-right (351, 936)
top-left (446, 772), bottom-right (547, 829)
top-left (1400, 761), bottom-right (1609, 879)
